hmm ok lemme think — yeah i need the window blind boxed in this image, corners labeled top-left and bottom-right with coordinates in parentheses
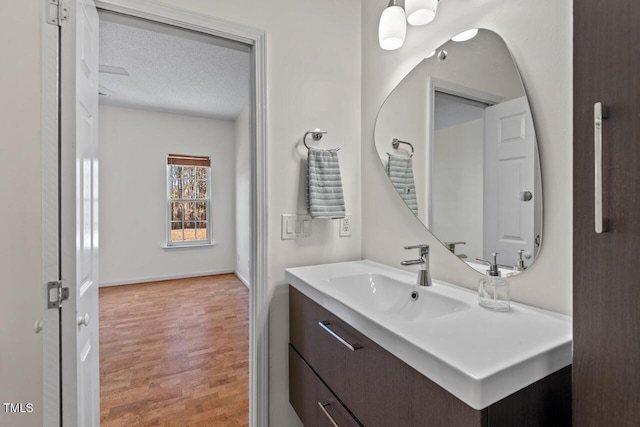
top-left (167, 154), bottom-right (211, 167)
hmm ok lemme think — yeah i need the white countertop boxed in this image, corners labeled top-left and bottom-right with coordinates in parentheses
top-left (285, 260), bottom-right (572, 410)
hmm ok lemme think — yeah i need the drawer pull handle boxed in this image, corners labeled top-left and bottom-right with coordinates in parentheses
top-left (318, 401), bottom-right (340, 427)
top-left (318, 321), bottom-right (362, 351)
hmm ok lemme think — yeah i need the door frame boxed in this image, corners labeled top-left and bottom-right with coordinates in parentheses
top-left (41, 0), bottom-right (269, 425)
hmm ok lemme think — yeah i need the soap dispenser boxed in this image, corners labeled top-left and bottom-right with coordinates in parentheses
top-left (476, 253), bottom-right (510, 312)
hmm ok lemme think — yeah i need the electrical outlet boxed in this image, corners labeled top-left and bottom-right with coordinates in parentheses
top-left (339, 214), bottom-right (353, 237)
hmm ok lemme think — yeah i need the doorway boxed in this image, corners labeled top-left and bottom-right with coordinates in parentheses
top-left (97, 10), bottom-right (251, 425)
top-left (431, 91), bottom-right (490, 262)
top-left (41, 1), bottom-right (268, 425)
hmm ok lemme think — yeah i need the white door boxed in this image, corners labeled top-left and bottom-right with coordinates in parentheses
top-left (483, 96), bottom-right (538, 268)
top-left (60, 0), bottom-right (100, 425)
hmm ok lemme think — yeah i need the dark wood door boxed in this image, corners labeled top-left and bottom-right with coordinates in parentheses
top-left (574, 1), bottom-right (640, 426)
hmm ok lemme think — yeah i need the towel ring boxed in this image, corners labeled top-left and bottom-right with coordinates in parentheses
top-left (391, 138), bottom-right (414, 157)
top-left (303, 129), bottom-right (340, 151)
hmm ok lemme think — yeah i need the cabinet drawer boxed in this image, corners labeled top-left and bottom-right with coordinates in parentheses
top-left (290, 286), bottom-right (485, 427)
top-left (289, 345), bottom-right (361, 427)
top-left (289, 287), bottom-right (369, 419)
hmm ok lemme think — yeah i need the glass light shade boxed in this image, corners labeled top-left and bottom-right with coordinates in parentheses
top-left (452, 28), bottom-right (479, 42)
top-left (406, 0), bottom-right (438, 26)
top-left (379, 5), bottom-right (407, 50)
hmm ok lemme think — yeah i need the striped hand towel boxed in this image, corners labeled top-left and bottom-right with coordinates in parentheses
top-left (387, 153), bottom-right (418, 216)
top-left (307, 148), bottom-right (346, 219)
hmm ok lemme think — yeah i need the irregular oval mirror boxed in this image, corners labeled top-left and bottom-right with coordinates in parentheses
top-left (375, 29), bottom-right (542, 275)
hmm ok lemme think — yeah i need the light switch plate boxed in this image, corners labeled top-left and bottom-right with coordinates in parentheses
top-left (281, 214), bottom-right (312, 239)
top-left (339, 214), bottom-right (353, 237)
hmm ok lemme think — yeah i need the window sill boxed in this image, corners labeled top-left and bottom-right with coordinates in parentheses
top-left (162, 241), bottom-right (217, 249)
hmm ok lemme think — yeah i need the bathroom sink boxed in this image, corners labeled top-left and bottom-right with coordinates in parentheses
top-left (324, 273), bottom-right (471, 322)
top-left (285, 260), bottom-right (572, 410)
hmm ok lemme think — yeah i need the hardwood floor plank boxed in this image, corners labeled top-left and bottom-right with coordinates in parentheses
top-left (99, 274), bottom-right (249, 426)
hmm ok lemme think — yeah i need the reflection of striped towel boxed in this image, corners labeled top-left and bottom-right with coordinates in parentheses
top-left (387, 154), bottom-right (418, 216)
top-left (307, 148), bottom-right (346, 219)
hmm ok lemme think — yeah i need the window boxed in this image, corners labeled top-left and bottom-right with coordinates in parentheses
top-left (167, 154), bottom-right (211, 246)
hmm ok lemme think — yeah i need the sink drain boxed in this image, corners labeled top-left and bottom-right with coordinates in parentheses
top-left (410, 291), bottom-right (419, 301)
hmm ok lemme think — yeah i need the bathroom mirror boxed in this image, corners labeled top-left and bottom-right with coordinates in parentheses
top-left (374, 29), bottom-right (542, 275)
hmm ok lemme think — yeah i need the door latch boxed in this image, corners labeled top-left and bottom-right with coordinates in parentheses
top-left (48, 281), bottom-right (69, 309)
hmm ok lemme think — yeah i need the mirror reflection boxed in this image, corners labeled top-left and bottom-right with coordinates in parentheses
top-left (375, 29), bottom-right (542, 275)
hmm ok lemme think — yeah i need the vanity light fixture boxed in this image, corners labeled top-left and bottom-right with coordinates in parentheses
top-left (406, 0), bottom-right (438, 26)
top-left (379, 0), bottom-right (442, 50)
top-left (451, 28), bottom-right (479, 42)
top-left (379, 0), bottom-right (407, 50)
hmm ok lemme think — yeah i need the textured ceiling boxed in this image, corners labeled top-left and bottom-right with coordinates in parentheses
top-left (98, 12), bottom-right (250, 120)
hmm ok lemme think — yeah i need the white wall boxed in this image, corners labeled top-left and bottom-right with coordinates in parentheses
top-left (363, 0), bottom-right (572, 315)
top-left (99, 105), bottom-right (236, 285)
top-left (374, 65), bottom-right (428, 222)
top-left (0, 1), bottom-right (43, 425)
top-left (422, 29), bottom-right (524, 102)
top-left (235, 104), bottom-right (251, 286)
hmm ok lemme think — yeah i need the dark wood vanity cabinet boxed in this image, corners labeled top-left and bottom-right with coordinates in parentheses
top-left (289, 286), bottom-right (571, 427)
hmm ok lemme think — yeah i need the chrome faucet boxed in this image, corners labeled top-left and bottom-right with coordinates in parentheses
top-left (401, 244), bottom-right (432, 287)
top-left (444, 241), bottom-right (467, 259)
top-left (514, 249), bottom-right (526, 272)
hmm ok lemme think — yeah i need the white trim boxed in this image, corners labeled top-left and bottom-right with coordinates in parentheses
top-left (430, 78), bottom-right (504, 106)
top-left (93, 2), bottom-right (269, 426)
top-left (249, 29), bottom-right (269, 427)
top-left (162, 241), bottom-right (217, 249)
top-left (235, 270), bottom-right (251, 288)
top-left (94, 0), bottom-right (265, 45)
top-left (99, 269), bottom-right (234, 287)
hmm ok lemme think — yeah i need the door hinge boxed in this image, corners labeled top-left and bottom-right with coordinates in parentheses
top-left (48, 281), bottom-right (70, 309)
top-left (47, 0), bottom-right (69, 26)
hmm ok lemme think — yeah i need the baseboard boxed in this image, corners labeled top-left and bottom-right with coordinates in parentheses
top-left (99, 269), bottom-right (235, 287)
top-left (235, 270), bottom-right (251, 288)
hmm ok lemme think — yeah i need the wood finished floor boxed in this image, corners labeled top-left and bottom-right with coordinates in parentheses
top-left (99, 274), bottom-right (249, 427)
